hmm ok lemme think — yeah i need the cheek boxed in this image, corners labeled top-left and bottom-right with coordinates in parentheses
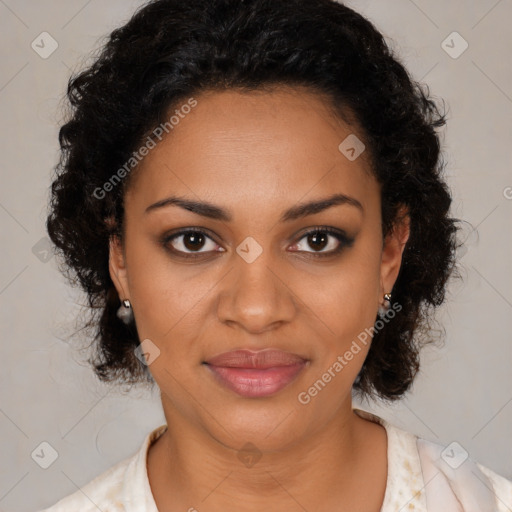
top-left (124, 236), bottom-right (209, 342)
top-left (305, 247), bottom-right (381, 347)
top-left (298, 254), bottom-right (380, 409)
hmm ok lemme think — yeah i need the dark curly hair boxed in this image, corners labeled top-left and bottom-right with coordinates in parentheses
top-left (46, 0), bottom-right (464, 401)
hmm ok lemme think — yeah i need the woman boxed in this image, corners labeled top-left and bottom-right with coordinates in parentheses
top-left (41, 0), bottom-right (512, 510)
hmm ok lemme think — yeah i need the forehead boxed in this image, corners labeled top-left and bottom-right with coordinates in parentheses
top-left (126, 87), bottom-right (378, 220)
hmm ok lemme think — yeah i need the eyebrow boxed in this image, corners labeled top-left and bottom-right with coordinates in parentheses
top-left (144, 193), bottom-right (364, 222)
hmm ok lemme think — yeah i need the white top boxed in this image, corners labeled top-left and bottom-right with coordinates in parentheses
top-left (38, 409), bottom-right (512, 511)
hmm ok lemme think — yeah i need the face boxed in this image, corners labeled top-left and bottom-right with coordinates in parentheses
top-left (109, 86), bottom-right (409, 451)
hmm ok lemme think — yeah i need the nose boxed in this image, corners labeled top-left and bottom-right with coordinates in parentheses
top-left (216, 247), bottom-right (297, 334)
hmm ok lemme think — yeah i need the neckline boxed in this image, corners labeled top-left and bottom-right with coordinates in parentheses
top-left (128, 408), bottom-right (426, 512)
top-left (122, 423), bottom-right (168, 512)
top-left (353, 408), bottom-right (427, 511)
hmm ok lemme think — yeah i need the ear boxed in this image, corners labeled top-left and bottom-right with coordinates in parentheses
top-left (379, 205), bottom-right (410, 298)
top-left (109, 235), bottom-right (131, 301)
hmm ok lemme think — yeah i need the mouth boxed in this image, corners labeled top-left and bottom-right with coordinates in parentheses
top-left (203, 349), bottom-right (309, 398)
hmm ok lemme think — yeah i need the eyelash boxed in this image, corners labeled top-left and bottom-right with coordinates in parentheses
top-left (161, 226), bottom-right (355, 260)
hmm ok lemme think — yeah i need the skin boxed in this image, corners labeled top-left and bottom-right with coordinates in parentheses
top-left (109, 86), bottom-right (410, 511)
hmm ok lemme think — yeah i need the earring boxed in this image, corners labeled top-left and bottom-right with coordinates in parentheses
top-left (377, 292), bottom-right (392, 319)
top-left (116, 299), bottom-right (134, 325)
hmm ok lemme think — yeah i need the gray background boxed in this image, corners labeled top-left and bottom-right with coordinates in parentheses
top-left (0, 1), bottom-right (511, 510)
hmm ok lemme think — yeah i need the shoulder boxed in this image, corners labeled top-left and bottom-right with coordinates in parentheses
top-left (36, 424), bottom-right (167, 512)
top-left (416, 436), bottom-right (512, 511)
top-left (475, 462), bottom-right (512, 512)
top-left (37, 455), bottom-right (131, 512)
top-left (354, 408), bottom-right (512, 511)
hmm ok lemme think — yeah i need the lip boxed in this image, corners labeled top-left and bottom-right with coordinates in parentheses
top-left (204, 349), bottom-right (309, 398)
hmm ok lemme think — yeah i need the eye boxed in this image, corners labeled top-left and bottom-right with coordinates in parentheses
top-left (290, 227), bottom-right (354, 257)
top-left (162, 229), bottom-right (223, 259)
top-left (161, 226), bottom-right (354, 260)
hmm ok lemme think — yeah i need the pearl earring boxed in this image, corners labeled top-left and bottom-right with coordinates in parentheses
top-left (377, 293), bottom-right (392, 319)
top-left (116, 299), bottom-right (134, 324)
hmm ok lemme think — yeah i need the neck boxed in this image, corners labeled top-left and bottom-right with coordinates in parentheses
top-left (147, 398), bottom-right (388, 512)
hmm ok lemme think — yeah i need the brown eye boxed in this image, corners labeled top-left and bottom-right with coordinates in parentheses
top-left (306, 231), bottom-right (329, 251)
top-left (162, 229), bottom-right (223, 258)
top-left (292, 227), bottom-right (354, 256)
top-left (182, 231), bottom-right (206, 251)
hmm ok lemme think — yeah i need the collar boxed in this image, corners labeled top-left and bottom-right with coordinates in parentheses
top-left (353, 408), bottom-right (427, 511)
top-left (121, 410), bottom-right (428, 512)
top-left (121, 423), bottom-right (168, 512)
